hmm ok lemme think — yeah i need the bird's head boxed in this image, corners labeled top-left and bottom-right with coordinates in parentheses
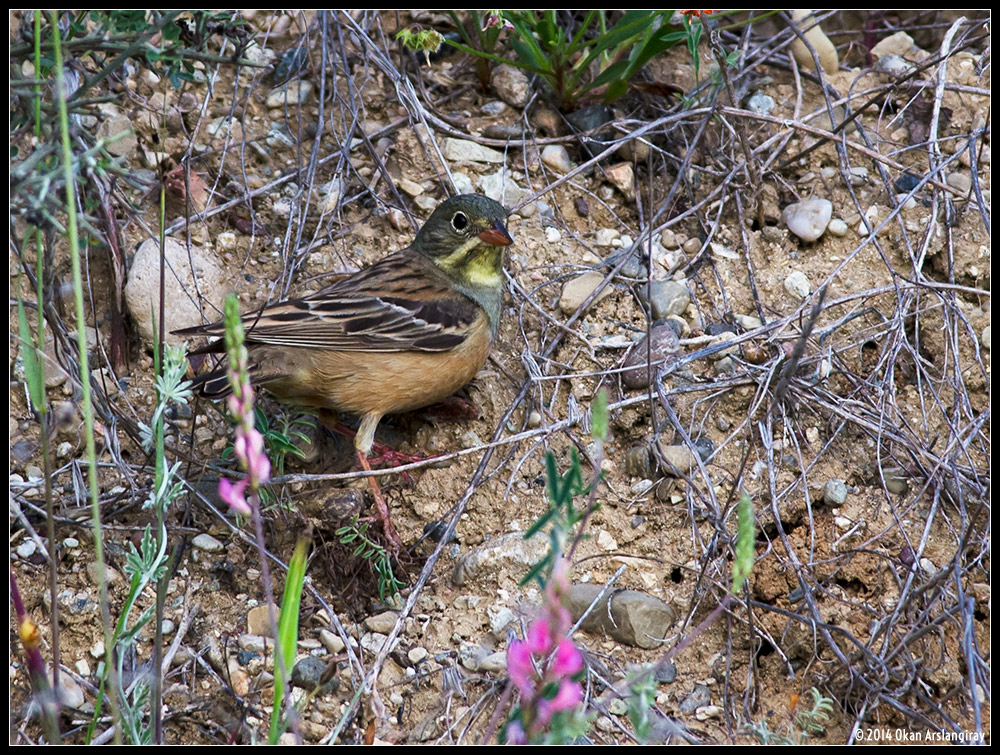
top-left (415, 194), bottom-right (512, 289)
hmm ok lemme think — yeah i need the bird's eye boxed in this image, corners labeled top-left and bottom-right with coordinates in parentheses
top-left (451, 211), bottom-right (468, 231)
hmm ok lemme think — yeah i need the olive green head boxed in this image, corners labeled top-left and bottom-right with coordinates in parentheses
top-left (414, 194), bottom-right (511, 284)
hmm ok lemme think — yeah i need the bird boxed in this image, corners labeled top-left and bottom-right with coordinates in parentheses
top-left (175, 193), bottom-right (513, 550)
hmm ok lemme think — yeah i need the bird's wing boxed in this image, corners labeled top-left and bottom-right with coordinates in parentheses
top-left (177, 253), bottom-right (481, 353)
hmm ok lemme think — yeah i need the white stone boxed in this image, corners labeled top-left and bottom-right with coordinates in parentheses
top-left (783, 198), bottom-right (833, 241)
top-left (784, 270), bottom-right (811, 299)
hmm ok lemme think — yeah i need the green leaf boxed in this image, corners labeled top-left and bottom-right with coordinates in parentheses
top-left (269, 534), bottom-right (310, 744)
top-left (16, 298), bottom-right (46, 412)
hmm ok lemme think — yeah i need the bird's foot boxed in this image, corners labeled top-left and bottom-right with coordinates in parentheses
top-left (356, 450), bottom-right (403, 554)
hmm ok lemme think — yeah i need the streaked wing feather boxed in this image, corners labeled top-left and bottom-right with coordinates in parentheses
top-left (177, 253), bottom-right (479, 353)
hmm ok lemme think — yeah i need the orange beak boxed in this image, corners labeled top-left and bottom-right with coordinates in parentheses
top-left (478, 221), bottom-right (513, 247)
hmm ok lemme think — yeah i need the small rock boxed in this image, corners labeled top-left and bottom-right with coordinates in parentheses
top-left (747, 92), bottom-right (775, 115)
top-left (397, 177), bottom-right (424, 197)
top-left (192, 533), bottom-right (224, 552)
top-left (266, 79), bottom-right (313, 108)
top-left (597, 530), bottom-right (618, 551)
top-left (458, 642), bottom-right (487, 671)
top-left (480, 651), bottom-right (507, 673)
top-left (784, 270), bottom-right (811, 299)
top-left (870, 31), bottom-right (914, 59)
top-left (544, 226), bottom-right (562, 244)
top-left (642, 280), bottom-right (690, 320)
top-left (477, 169), bottom-right (531, 207)
top-left (247, 604), bottom-right (276, 636)
top-left (874, 53), bottom-right (911, 77)
top-left (783, 198), bottom-right (833, 241)
top-left (594, 228), bottom-right (620, 247)
top-left (452, 531), bottom-right (549, 586)
top-left (981, 325), bottom-right (990, 350)
top-left (621, 323), bottom-right (681, 390)
top-left (319, 628), bottom-right (345, 655)
top-left (695, 705), bottom-right (725, 721)
top-left (443, 138), bottom-right (506, 165)
top-left (16, 540), bottom-right (37, 559)
top-left (126, 237), bottom-right (226, 348)
top-left (98, 115), bottom-right (138, 157)
top-left (947, 172), bottom-right (972, 194)
top-left (564, 584), bottom-right (676, 649)
top-left (480, 100), bottom-right (507, 116)
top-left (826, 218), bottom-right (848, 236)
top-left (655, 444), bottom-right (697, 476)
top-left (407, 647), bottom-right (428, 665)
top-left (364, 610), bottom-right (399, 635)
top-left (161, 619), bottom-right (176, 635)
top-left (52, 669), bottom-right (86, 709)
top-left (490, 64), bottom-right (530, 108)
top-left (654, 660), bottom-right (677, 684)
top-left (605, 162), bottom-right (635, 200)
top-left (678, 684), bottom-right (712, 715)
top-left (451, 172), bottom-right (475, 195)
top-left (788, 10), bottom-right (838, 74)
top-left (291, 656), bottom-right (328, 692)
top-left (541, 144), bottom-right (572, 174)
top-left (823, 479), bottom-right (849, 507)
top-left (559, 272), bottom-right (613, 315)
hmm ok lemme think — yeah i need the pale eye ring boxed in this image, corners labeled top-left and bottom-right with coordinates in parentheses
top-left (451, 211), bottom-right (468, 231)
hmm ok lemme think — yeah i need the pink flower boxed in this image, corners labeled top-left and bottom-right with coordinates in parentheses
top-left (551, 638), bottom-right (583, 677)
top-left (548, 677), bottom-right (583, 713)
top-left (219, 477), bottom-right (251, 515)
top-left (527, 618), bottom-right (553, 655)
top-left (506, 639), bottom-right (536, 697)
top-left (504, 720), bottom-right (527, 745)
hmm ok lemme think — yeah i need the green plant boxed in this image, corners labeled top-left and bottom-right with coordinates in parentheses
top-left (269, 535), bottom-right (311, 744)
top-left (745, 688), bottom-right (835, 745)
top-left (445, 10), bottom-right (690, 111)
top-left (336, 518), bottom-right (405, 601)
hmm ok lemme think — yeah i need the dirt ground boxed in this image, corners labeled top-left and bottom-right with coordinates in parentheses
top-left (9, 10), bottom-right (990, 745)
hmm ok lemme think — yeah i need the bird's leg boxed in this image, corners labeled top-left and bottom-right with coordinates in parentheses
top-left (320, 414), bottom-right (436, 480)
top-left (356, 449), bottom-right (403, 553)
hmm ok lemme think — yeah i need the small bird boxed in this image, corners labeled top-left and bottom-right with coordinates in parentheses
top-left (176, 194), bottom-right (512, 549)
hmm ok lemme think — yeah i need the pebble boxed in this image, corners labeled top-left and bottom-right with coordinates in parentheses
top-left (874, 53), bottom-right (911, 77)
top-left (783, 198), bottom-right (833, 241)
top-left (655, 444), bottom-right (697, 476)
top-left (319, 628), bottom-right (345, 655)
top-left (541, 144), bottom-right (572, 173)
top-left (558, 272), bottom-right (613, 315)
top-left (443, 138), bottom-right (506, 165)
top-left (823, 479), bottom-right (849, 506)
top-left (246, 604), bottom-right (275, 636)
top-left (477, 169), bottom-right (531, 207)
top-left (490, 64), bottom-right (530, 108)
top-left (682, 237), bottom-right (701, 254)
top-left (947, 172), bottom-right (972, 194)
top-left (597, 530), bottom-right (619, 551)
top-left (161, 619), bottom-right (176, 635)
top-left (594, 228), bottom-right (620, 246)
top-left (16, 540), bottom-right (37, 559)
top-left (192, 533), bottom-right (224, 552)
top-left (605, 162), bottom-right (635, 200)
top-left (654, 660), bottom-right (677, 684)
top-left (480, 100), bottom-right (507, 116)
top-left (544, 226), bottom-right (562, 243)
top-left (291, 656), bottom-right (328, 692)
top-left (266, 79), bottom-right (313, 108)
top-left (784, 270), bottom-right (811, 299)
top-left (826, 218), bottom-right (848, 236)
top-left (871, 30), bottom-right (914, 59)
top-left (397, 177), bottom-right (424, 196)
top-left (479, 651), bottom-right (507, 673)
top-left (364, 610), bottom-right (399, 635)
top-left (564, 584), bottom-right (675, 649)
top-left (452, 531), bottom-right (549, 586)
top-left (678, 684), bottom-right (712, 715)
top-left (643, 280), bottom-right (690, 320)
top-left (981, 326), bottom-right (990, 350)
top-left (408, 647), bottom-right (428, 665)
top-left (458, 642), bottom-right (487, 671)
top-left (747, 92), bottom-right (775, 115)
top-left (621, 323), bottom-right (681, 390)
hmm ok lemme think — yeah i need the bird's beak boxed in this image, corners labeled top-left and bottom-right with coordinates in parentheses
top-left (478, 221), bottom-right (513, 247)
